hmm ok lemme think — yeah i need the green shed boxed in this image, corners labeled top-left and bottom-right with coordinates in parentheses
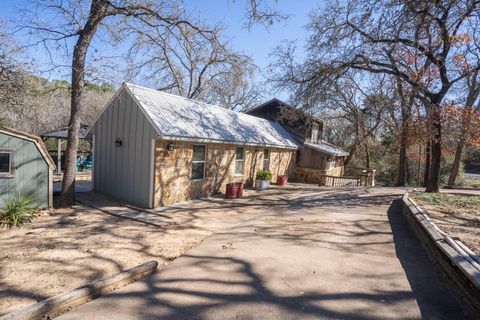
top-left (0, 127), bottom-right (56, 208)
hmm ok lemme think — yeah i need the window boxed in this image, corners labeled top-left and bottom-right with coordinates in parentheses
top-left (191, 145), bottom-right (206, 180)
top-left (263, 149), bottom-right (270, 170)
top-left (311, 123), bottom-right (319, 143)
top-left (235, 147), bottom-right (245, 175)
top-left (0, 151), bottom-right (14, 178)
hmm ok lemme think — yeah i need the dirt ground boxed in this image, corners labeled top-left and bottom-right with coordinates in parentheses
top-left (0, 204), bottom-right (211, 316)
top-left (411, 192), bottom-right (480, 254)
top-left (0, 180), bottom-right (292, 316)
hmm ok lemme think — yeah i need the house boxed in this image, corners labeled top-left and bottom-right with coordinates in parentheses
top-left (88, 83), bottom-right (298, 208)
top-left (88, 83), bottom-right (347, 208)
top-left (246, 99), bottom-right (349, 183)
top-left (0, 127), bottom-right (56, 208)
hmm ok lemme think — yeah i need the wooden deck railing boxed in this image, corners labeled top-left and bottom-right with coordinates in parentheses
top-left (320, 169), bottom-right (376, 187)
top-left (320, 175), bottom-right (361, 187)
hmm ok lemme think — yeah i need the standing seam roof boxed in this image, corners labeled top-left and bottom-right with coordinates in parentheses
top-left (125, 83), bottom-right (298, 149)
top-left (304, 142), bottom-right (350, 157)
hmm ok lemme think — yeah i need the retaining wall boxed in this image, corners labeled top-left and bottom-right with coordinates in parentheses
top-left (402, 193), bottom-right (480, 317)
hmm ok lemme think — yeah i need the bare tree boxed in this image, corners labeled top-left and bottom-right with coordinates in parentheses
top-left (270, 0), bottom-right (480, 192)
top-left (392, 76), bottom-right (416, 186)
top-left (0, 19), bottom-right (33, 126)
top-left (274, 67), bottom-right (388, 167)
top-left (447, 15), bottom-right (480, 186)
top-left (447, 70), bottom-right (480, 186)
top-left (126, 21), bottom-right (262, 109)
top-left (243, 0), bottom-right (287, 29)
top-left (12, 0), bottom-right (284, 207)
top-left (21, 0), bottom-right (218, 206)
top-left (327, 76), bottom-right (387, 168)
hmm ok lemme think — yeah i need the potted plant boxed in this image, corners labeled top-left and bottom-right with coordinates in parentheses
top-left (255, 169), bottom-right (272, 190)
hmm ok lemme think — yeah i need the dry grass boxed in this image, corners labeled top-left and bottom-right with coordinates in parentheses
top-left (461, 176), bottom-right (480, 189)
top-left (410, 192), bottom-right (480, 254)
top-left (0, 204), bottom-right (211, 316)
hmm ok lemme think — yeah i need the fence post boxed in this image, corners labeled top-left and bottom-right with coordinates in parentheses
top-left (366, 169), bottom-right (376, 187)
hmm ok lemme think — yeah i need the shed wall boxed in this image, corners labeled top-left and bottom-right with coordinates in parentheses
top-left (91, 90), bottom-right (157, 208)
top-left (0, 133), bottom-right (49, 208)
top-left (154, 141), bottom-right (296, 206)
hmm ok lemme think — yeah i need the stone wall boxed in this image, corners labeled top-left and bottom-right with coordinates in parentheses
top-left (154, 140), bottom-right (296, 206)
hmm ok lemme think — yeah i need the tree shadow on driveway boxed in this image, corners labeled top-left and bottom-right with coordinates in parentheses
top-left (59, 191), bottom-right (470, 320)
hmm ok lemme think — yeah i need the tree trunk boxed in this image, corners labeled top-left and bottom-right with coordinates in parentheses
top-left (406, 156), bottom-right (411, 185)
top-left (447, 136), bottom-right (465, 187)
top-left (397, 141), bottom-right (407, 186)
top-left (423, 142), bottom-right (430, 188)
top-left (396, 107), bottom-right (410, 186)
top-left (365, 140), bottom-right (370, 169)
top-left (344, 141), bottom-right (359, 167)
top-left (416, 145), bottom-right (422, 187)
top-left (426, 107), bottom-right (442, 193)
top-left (60, 0), bottom-right (106, 207)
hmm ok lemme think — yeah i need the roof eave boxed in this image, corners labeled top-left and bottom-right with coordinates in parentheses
top-left (0, 127), bottom-right (56, 170)
top-left (304, 142), bottom-right (349, 157)
top-left (160, 135), bottom-right (299, 150)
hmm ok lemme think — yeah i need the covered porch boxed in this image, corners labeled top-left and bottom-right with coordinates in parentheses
top-left (40, 124), bottom-right (92, 175)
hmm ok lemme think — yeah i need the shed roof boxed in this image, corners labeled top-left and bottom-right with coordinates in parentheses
top-left (305, 141), bottom-right (350, 157)
top-left (122, 83), bottom-right (298, 149)
top-left (41, 124), bottom-right (90, 139)
top-left (0, 127), bottom-right (56, 170)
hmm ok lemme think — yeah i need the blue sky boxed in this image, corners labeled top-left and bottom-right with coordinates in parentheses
top-left (183, 0), bottom-right (319, 69)
top-left (0, 0), bottom-right (322, 98)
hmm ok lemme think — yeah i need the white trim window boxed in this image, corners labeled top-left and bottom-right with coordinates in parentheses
top-left (0, 150), bottom-right (14, 178)
top-left (263, 149), bottom-right (270, 170)
top-left (235, 147), bottom-right (245, 175)
top-left (311, 123), bottom-right (319, 143)
top-left (191, 145), bottom-right (206, 180)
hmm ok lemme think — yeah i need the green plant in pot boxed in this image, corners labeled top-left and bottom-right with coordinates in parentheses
top-left (255, 169), bottom-right (272, 190)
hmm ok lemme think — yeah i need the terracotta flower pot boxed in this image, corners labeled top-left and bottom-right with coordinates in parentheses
top-left (277, 175), bottom-right (288, 186)
top-left (226, 182), bottom-right (243, 198)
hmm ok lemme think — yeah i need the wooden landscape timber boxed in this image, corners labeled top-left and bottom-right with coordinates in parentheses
top-left (0, 261), bottom-right (158, 320)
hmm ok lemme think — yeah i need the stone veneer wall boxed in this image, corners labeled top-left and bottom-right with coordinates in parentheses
top-left (154, 140), bottom-right (296, 206)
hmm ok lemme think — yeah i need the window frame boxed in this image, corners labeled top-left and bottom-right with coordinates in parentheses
top-left (311, 123), bottom-right (319, 143)
top-left (191, 145), bottom-right (206, 181)
top-left (263, 149), bottom-right (270, 170)
top-left (0, 150), bottom-right (15, 179)
top-left (235, 146), bottom-right (245, 175)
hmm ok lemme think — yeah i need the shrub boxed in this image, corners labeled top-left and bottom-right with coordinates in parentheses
top-left (256, 169), bottom-right (272, 181)
top-left (0, 195), bottom-right (37, 228)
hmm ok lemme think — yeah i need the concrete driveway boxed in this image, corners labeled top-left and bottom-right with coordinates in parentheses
top-left (58, 186), bottom-right (468, 320)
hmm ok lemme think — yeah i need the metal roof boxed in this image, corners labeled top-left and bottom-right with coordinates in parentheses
top-left (41, 124), bottom-right (90, 139)
top-left (0, 127), bottom-right (56, 170)
top-left (125, 83), bottom-right (298, 149)
top-left (305, 141), bottom-right (350, 157)
top-left (246, 98), bottom-right (324, 123)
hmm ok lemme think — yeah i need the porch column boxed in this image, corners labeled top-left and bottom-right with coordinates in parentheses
top-left (57, 138), bottom-right (62, 174)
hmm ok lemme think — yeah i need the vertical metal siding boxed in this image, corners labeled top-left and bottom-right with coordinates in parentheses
top-left (92, 89), bottom-right (157, 208)
top-left (0, 133), bottom-right (49, 208)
